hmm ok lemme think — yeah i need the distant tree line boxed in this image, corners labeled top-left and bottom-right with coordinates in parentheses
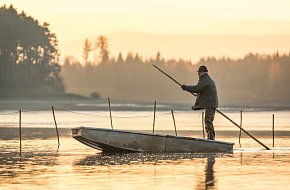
top-left (0, 5), bottom-right (64, 97)
top-left (62, 36), bottom-right (290, 104)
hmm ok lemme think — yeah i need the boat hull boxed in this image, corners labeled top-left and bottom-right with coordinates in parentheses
top-left (72, 127), bottom-right (234, 153)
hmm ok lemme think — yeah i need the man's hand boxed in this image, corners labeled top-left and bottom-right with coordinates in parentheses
top-left (181, 85), bottom-right (187, 91)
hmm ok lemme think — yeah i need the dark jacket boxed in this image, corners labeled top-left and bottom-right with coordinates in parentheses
top-left (183, 74), bottom-right (218, 109)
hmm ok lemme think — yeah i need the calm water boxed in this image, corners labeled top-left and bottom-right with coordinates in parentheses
top-left (0, 99), bottom-right (290, 189)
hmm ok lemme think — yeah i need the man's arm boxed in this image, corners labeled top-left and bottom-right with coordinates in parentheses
top-left (181, 79), bottom-right (208, 93)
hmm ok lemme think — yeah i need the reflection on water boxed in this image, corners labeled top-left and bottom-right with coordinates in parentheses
top-left (76, 152), bottom-right (219, 190)
top-left (75, 152), bottom-right (223, 166)
top-left (1, 137), bottom-right (290, 190)
top-left (205, 156), bottom-right (215, 189)
top-left (0, 151), bottom-right (58, 179)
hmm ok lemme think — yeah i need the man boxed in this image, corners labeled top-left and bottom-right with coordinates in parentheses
top-left (181, 65), bottom-right (218, 140)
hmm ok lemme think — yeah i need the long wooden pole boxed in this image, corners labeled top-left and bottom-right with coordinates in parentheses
top-left (108, 97), bottom-right (113, 129)
top-left (19, 109), bottom-right (22, 157)
top-left (52, 106), bottom-right (60, 148)
top-left (153, 65), bottom-right (182, 86)
top-left (202, 112), bottom-right (205, 139)
top-left (153, 64), bottom-right (271, 150)
top-left (153, 101), bottom-right (156, 134)
top-left (153, 65), bottom-right (197, 96)
top-left (272, 114), bottom-right (275, 147)
top-left (171, 110), bottom-right (177, 136)
top-left (238, 110), bottom-right (243, 147)
top-left (216, 109), bottom-right (270, 150)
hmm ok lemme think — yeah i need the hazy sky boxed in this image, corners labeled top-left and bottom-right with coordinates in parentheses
top-left (2, 0), bottom-right (290, 61)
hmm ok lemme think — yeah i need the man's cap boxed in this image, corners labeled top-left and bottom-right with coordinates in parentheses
top-left (197, 65), bottom-right (208, 72)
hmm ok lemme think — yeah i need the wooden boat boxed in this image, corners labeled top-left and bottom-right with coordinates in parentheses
top-left (71, 127), bottom-right (234, 153)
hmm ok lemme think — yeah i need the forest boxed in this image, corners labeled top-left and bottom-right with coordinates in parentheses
top-left (62, 36), bottom-right (290, 105)
top-left (0, 5), bottom-right (64, 97)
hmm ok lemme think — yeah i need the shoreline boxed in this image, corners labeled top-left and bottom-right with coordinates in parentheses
top-left (0, 97), bottom-right (290, 111)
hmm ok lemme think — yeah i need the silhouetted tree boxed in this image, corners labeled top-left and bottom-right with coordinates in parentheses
top-left (116, 53), bottom-right (124, 64)
top-left (0, 5), bottom-right (64, 96)
top-left (95, 35), bottom-right (109, 64)
top-left (83, 38), bottom-right (92, 64)
top-left (156, 51), bottom-right (161, 62)
top-left (125, 52), bottom-right (135, 64)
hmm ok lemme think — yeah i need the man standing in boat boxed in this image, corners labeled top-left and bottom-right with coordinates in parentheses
top-left (181, 65), bottom-right (218, 140)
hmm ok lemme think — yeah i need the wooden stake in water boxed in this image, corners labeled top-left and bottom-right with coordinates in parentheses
top-left (108, 97), bottom-right (113, 129)
top-left (238, 110), bottom-right (243, 147)
top-left (202, 112), bottom-right (205, 139)
top-left (19, 109), bottom-right (22, 157)
top-left (171, 110), bottom-right (177, 136)
top-left (52, 106), bottom-right (60, 148)
top-left (272, 114), bottom-right (275, 147)
top-left (153, 101), bottom-right (156, 134)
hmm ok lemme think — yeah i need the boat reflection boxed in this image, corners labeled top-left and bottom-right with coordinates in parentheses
top-left (75, 152), bottom-right (224, 166)
top-left (75, 152), bottom-right (224, 189)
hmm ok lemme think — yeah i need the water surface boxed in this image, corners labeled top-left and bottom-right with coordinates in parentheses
top-left (0, 99), bottom-right (290, 189)
top-left (1, 137), bottom-right (290, 190)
